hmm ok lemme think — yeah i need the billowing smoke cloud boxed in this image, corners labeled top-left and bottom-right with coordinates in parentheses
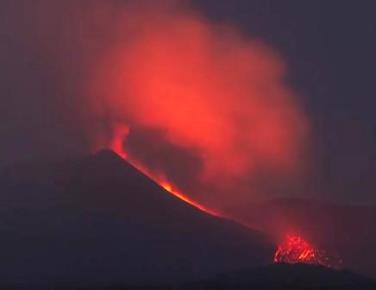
top-left (88, 1), bottom-right (308, 208)
top-left (0, 0), bottom-right (308, 210)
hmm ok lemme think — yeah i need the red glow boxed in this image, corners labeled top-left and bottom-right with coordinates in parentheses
top-left (89, 1), bottom-right (308, 208)
top-left (274, 234), bottom-right (318, 264)
top-left (110, 129), bottom-right (220, 217)
top-left (110, 125), bottom-right (129, 159)
top-left (273, 234), bottom-right (341, 268)
top-left (159, 181), bottom-right (220, 216)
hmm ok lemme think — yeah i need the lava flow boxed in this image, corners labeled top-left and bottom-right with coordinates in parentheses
top-left (273, 234), bottom-right (341, 268)
top-left (109, 129), bottom-right (220, 217)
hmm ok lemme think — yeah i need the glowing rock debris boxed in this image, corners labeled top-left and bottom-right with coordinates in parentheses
top-left (274, 234), bottom-right (341, 268)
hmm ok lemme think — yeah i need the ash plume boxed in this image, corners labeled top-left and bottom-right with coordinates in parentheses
top-left (0, 0), bottom-right (308, 211)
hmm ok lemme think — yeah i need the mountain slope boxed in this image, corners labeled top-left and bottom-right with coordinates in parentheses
top-left (0, 150), bottom-right (273, 286)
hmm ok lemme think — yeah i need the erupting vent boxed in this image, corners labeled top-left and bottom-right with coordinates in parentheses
top-left (273, 234), bottom-right (341, 268)
top-left (274, 235), bottom-right (318, 264)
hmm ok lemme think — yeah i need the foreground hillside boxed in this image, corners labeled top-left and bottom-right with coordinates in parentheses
top-left (181, 263), bottom-right (376, 290)
top-left (3, 264), bottom-right (375, 290)
top-left (0, 150), bottom-right (272, 285)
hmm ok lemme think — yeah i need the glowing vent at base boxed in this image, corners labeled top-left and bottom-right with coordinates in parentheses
top-left (273, 234), bottom-right (342, 268)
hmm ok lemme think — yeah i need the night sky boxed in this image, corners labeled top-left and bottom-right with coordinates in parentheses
top-left (192, 0), bottom-right (376, 204)
top-left (1, 0), bottom-right (376, 204)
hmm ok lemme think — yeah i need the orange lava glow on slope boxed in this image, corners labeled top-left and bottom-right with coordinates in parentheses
top-left (109, 130), bottom-right (220, 217)
top-left (159, 181), bottom-right (220, 216)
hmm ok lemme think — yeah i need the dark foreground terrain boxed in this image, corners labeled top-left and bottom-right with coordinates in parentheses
top-left (181, 264), bottom-right (376, 290)
top-left (1, 151), bottom-right (375, 289)
top-left (3, 264), bottom-right (375, 290)
top-left (0, 150), bottom-right (272, 285)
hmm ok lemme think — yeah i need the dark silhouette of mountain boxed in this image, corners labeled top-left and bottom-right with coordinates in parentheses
top-left (0, 150), bottom-right (273, 287)
top-left (3, 264), bottom-right (374, 290)
top-left (181, 263), bottom-right (376, 290)
top-left (226, 198), bottom-right (376, 278)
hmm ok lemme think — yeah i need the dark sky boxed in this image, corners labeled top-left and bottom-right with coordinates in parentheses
top-left (191, 1), bottom-right (376, 204)
top-left (1, 0), bottom-right (376, 204)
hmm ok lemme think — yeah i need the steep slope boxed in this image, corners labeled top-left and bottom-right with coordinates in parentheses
top-left (0, 150), bottom-right (273, 286)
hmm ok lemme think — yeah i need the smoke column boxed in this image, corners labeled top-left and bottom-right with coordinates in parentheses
top-left (88, 1), bottom-right (308, 209)
top-left (0, 0), bottom-right (308, 212)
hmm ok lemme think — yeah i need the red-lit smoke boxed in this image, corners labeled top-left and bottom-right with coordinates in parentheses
top-left (88, 1), bottom-right (307, 210)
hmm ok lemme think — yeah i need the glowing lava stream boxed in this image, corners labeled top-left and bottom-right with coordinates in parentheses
top-left (158, 181), bottom-right (220, 216)
top-left (109, 134), bottom-right (220, 217)
top-left (125, 158), bottom-right (220, 217)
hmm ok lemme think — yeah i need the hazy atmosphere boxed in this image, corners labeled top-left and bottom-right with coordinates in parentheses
top-left (1, 1), bottom-right (375, 207)
top-left (1, 1), bottom-right (376, 288)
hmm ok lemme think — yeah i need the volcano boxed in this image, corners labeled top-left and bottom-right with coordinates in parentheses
top-left (0, 150), bottom-right (273, 286)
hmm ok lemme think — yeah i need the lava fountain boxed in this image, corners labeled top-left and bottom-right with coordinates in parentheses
top-left (274, 234), bottom-right (341, 268)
